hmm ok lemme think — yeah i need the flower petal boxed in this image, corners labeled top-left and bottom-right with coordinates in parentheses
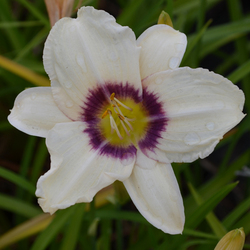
top-left (123, 150), bottom-right (184, 234)
top-left (137, 24), bottom-right (187, 80)
top-left (8, 87), bottom-right (71, 138)
top-left (43, 6), bottom-right (142, 120)
top-left (142, 67), bottom-right (245, 163)
top-left (36, 121), bottom-right (135, 214)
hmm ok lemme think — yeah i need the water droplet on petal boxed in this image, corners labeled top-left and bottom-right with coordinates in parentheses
top-left (184, 132), bottom-right (200, 145)
top-left (206, 122), bottom-right (215, 131)
top-left (169, 56), bottom-right (180, 69)
top-left (120, 153), bottom-right (134, 166)
top-left (76, 54), bottom-right (87, 73)
top-left (155, 77), bottom-right (163, 85)
top-left (66, 100), bottom-right (73, 108)
top-left (175, 43), bottom-right (185, 52)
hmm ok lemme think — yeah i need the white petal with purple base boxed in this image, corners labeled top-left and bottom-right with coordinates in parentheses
top-left (142, 67), bottom-right (245, 163)
top-left (36, 121), bottom-right (135, 214)
top-left (123, 150), bottom-right (184, 234)
top-left (43, 6), bottom-right (142, 121)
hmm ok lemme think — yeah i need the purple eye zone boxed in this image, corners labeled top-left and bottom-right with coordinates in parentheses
top-left (81, 82), bottom-right (168, 159)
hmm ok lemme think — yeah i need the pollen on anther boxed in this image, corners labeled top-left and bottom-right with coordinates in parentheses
top-left (118, 114), bottom-right (125, 121)
top-left (101, 108), bottom-right (112, 119)
top-left (110, 93), bottom-right (115, 101)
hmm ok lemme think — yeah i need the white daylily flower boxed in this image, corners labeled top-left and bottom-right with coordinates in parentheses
top-left (8, 6), bottom-right (245, 234)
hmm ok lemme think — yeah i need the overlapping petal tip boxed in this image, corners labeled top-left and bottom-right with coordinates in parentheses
top-left (123, 151), bottom-right (184, 234)
top-left (36, 122), bottom-right (135, 214)
top-left (7, 87), bottom-right (71, 138)
top-left (142, 67), bottom-right (245, 163)
top-left (43, 6), bottom-right (142, 121)
top-left (137, 24), bottom-right (187, 80)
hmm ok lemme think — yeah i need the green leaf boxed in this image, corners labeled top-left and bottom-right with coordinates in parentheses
top-left (185, 150), bottom-right (250, 217)
top-left (60, 204), bottom-right (86, 250)
top-left (0, 167), bottom-right (35, 194)
top-left (223, 195), bottom-right (250, 229)
top-left (0, 21), bottom-right (43, 28)
top-left (0, 194), bottom-right (40, 218)
top-left (173, 0), bottom-right (222, 15)
top-left (188, 182), bottom-right (227, 237)
top-left (31, 207), bottom-right (75, 250)
top-left (233, 212), bottom-right (250, 235)
top-left (183, 228), bottom-right (218, 239)
top-left (185, 182), bottom-right (238, 229)
top-left (95, 210), bottom-right (148, 224)
top-left (227, 59), bottom-right (250, 84)
top-left (182, 19), bottom-right (212, 65)
top-left (15, 27), bottom-right (49, 62)
top-left (15, 0), bottom-right (49, 27)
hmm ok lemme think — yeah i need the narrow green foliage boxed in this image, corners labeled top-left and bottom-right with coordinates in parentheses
top-left (31, 208), bottom-right (75, 250)
top-left (0, 167), bottom-right (35, 194)
top-left (228, 59), bottom-right (250, 84)
top-left (223, 196), bottom-right (250, 229)
top-left (0, 194), bottom-right (40, 218)
top-left (182, 19), bottom-right (212, 65)
top-left (188, 182), bottom-right (227, 237)
top-left (185, 182), bottom-right (238, 229)
top-left (60, 204), bottom-right (86, 250)
top-left (15, 0), bottom-right (50, 27)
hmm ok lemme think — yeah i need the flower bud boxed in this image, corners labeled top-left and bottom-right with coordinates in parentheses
top-left (157, 11), bottom-right (173, 28)
top-left (214, 228), bottom-right (245, 250)
top-left (44, 0), bottom-right (75, 26)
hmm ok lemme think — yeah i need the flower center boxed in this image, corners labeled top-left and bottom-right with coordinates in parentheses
top-left (100, 93), bottom-right (148, 146)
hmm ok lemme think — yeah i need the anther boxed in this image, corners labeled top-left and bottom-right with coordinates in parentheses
top-left (101, 108), bottom-right (112, 119)
top-left (110, 93), bottom-right (132, 111)
top-left (102, 92), bottom-right (135, 139)
top-left (117, 114), bottom-right (125, 121)
top-left (110, 93), bottom-right (115, 101)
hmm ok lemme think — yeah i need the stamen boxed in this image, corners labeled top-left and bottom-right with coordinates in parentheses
top-left (112, 103), bottom-right (121, 107)
top-left (110, 93), bottom-right (115, 101)
top-left (112, 101), bottom-right (125, 118)
top-left (101, 108), bottom-right (112, 119)
top-left (125, 116), bottom-right (135, 122)
top-left (120, 120), bottom-right (130, 136)
top-left (108, 112), bottom-right (123, 140)
top-left (114, 97), bottom-right (133, 111)
top-left (123, 118), bottom-right (133, 131)
top-left (117, 114), bottom-right (133, 131)
top-left (101, 92), bottom-right (135, 139)
top-left (117, 114), bottom-right (125, 121)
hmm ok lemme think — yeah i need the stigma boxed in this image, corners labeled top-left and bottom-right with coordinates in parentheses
top-left (102, 93), bottom-right (134, 140)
